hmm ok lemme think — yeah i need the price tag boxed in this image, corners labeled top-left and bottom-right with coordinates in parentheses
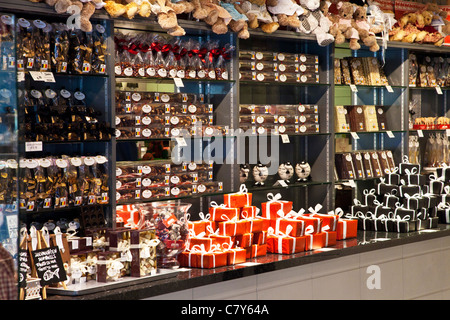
top-left (174, 77), bottom-right (184, 87)
top-left (386, 131), bottom-right (395, 138)
top-left (348, 179), bottom-right (356, 188)
top-left (385, 85), bottom-right (394, 93)
top-left (17, 72), bottom-right (25, 82)
top-left (417, 130), bottom-right (424, 137)
top-left (436, 86), bottom-right (443, 95)
top-left (41, 71), bottom-right (55, 83)
top-left (350, 132), bottom-right (359, 140)
top-left (276, 180), bottom-right (288, 187)
top-left (446, 129), bottom-right (450, 137)
top-left (29, 71), bottom-right (44, 81)
top-left (176, 137), bottom-right (187, 146)
top-left (349, 84), bottom-right (358, 92)
top-left (25, 141), bottom-right (43, 152)
top-left (281, 134), bottom-right (290, 143)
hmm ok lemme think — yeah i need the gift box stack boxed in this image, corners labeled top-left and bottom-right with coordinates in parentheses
top-left (348, 156), bottom-right (448, 233)
top-left (180, 185), bottom-right (271, 268)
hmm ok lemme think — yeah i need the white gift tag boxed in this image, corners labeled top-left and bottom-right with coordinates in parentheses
top-left (436, 86), bottom-right (443, 95)
top-left (174, 77), bottom-right (184, 87)
top-left (417, 130), bottom-right (424, 137)
top-left (385, 85), bottom-right (393, 92)
top-left (25, 141), bottom-right (43, 152)
top-left (176, 137), bottom-right (187, 146)
top-left (281, 134), bottom-right (290, 143)
top-left (348, 179), bottom-right (356, 188)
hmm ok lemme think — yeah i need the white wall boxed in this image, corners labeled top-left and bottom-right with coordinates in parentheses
top-left (146, 236), bottom-right (450, 300)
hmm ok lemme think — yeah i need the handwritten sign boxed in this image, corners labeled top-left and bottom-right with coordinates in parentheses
top-left (31, 246), bottom-right (67, 286)
top-left (19, 250), bottom-right (29, 288)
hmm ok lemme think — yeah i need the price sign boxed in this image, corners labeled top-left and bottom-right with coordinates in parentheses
top-left (19, 250), bottom-right (29, 288)
top-left (386, 131), bottom-right (395, 138)
top-left (41, 72), bottom-right (55, 83)
top-left (281, 134), bottom-right (290, 143)
top-left (350, 132), bottom-right (360, 140)
top-left (349, 84), bottom-right (358, 92)
top-left (31, 246), bottom-right (67, 286)
top-left (174, 77), bottom-right (184, 87)
top-left (25, 141), bottom-right (43, 152)
top-left (385, 85), bottom-right (394, 93)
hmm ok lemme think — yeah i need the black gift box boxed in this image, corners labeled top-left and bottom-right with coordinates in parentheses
top-left (394, 206), bottom-right (417, 221)
top-left (398, 161), bottom-right (420, 175)
top-left (374, 218), bottom-right (390, 232)
top-left (400, 173), bottom-right (426, 186)
top-left (402, 195), bottom-right (421, 210)
top-left (399, 184), bottom-right (421, 198)
top-left (383, 193), bottom-right (399, 207)
top-left (385, 173), bottom-right (400, 185)
top-left (376, 182), bottom-right (399, 196)
top-left (416, 207), bottom-right (428, 220)
top-left (435, 167), bottom-right (450, 183)
top-left (416, 217), bottom-right (439, 230)
top-left (363, 189), bottom-right (377, 206)
top-left (371, 204), bottom-right (392, 218)
top-left (394, 219), bottom-right (417, 233)
top-left (421, 194), bottom-right (438, 209)
top-left (358, 216), bottom-right (375, 231)
top-left (351, 203), bottom-right (370, 216)
top-left (441, 193), bottom-right (450, 204)
top-left (429, 180), bottom-right (444, 195)
top-left (437, 208), bottom-right (450, 224)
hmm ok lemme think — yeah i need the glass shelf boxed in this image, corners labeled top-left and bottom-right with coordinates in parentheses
top-left (245, 180), bottom-right (332, 193)
top-left (240, 80), bottom-right (329, 87)
top-left (115, 77), bottom-right (235, 84)
top-left (335, 84), bottom-right (407, 89)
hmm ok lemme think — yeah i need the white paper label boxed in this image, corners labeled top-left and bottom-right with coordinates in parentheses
top-left (281, 134), bottom-right (290, 143)
top-left (25, 141), bottom-right (43, 152)
top-left (174, 77), bottom-right (184, 87)
top-left (349, 84), bottom-right (358, 92)
top-left (350, 132), bottom-right (359, 140)
top-left (386, 131), bottom-right (395, 138)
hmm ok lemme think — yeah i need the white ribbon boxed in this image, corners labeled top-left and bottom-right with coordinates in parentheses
top-left (225, 184), bottom-right (250, 206)
top-left (263, 193), bottom-right (286, 219)
top-left (268, 225), bottom-right (297, 254)
top-left (393, 215), bottom-right (411, 233)
top-left (219, 214), bottom-right (240, 236)
top-left (308, 204), bottom-right (323, 215)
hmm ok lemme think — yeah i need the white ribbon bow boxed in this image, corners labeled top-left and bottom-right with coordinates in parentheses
top-left (308, 204), bottom-right (323, 215)
top-left (267, 192), bottom-right (282, 202)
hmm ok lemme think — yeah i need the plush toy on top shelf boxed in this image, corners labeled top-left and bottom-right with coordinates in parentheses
top-left (221, 0), bottom-right (250, 39)
top-left (352, 4), bottom-right (383, 52)
top-left (201, 0), bottom-right (233, 35)
top-left (320, 0), bottom-right (345, 44)
top-left (334, 1), bottom-right (360, 50)
top-left (266, 0), bottom-right (304, 29)
top-left (240, 0), bottom-right (280, 34)
top-left (297, 0), bottom-right (334, 46)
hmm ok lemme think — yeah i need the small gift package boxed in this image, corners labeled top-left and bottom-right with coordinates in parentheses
top-left (208, 201), bottom-right (240, 222)
top-left (222, 243), bottom-right (247, 265)
top-left (66, 227), bottom-right (94, 254)
top-left (206, 225), bottom-right (234, 248)
top-left (306, 204), bottom-right (339, 231)
top-left (224, 184), bottom-right (252, 208)
top-left (394, 203), bottom-right (417, 221)
top-left (436, 202), bottom-right (450, 224)
top-left (178, 249), bottom-right (198, 268)
top-left (384, 167), bottom-right (400, 185)
top-left (371, 200), bottom-right (392, 218)
top-left (186, 230), bottom-right (218, 252)
top-left (195, 244), bottom-right (228, 269)
top-left (253, 230), bottom-right (268, 245)
top-left (304, 227), bottom-right (324, 251)
top-left (350, 199), bottom-right (371, 216)
top-left (187, 212), bottom-right (214, 235)
top-left (401, 167), bottom-right (426, 186)
top-left (402, 193), bottom-right (421, 210)
top-left (320, 227), bottom-right (337, 247)
top-left (68, 251), bottom-right (98, 284)
top-left (235, 233), bottom-right (254, 248)
top-left (271, 209), bottom-right (305, 237)
top-left (106, 229), bottom-right (132, 276)
top-left (240, 205), bottom-right (259, 219)
top-left (241, 209), bottom-right (264, 234)
top-left (129, 229), bottom-right (159, 277)
top-left (294, 211), bottom-right (322, 234)
top-left (245, 244), bottom-right (267, 258)
top-left (398, 179), bottom-right (421, 198)
top-left (217, 216), bottom-right (248, 237)
top-left (428, 174), bottom-right (445, 195)
top-left (373, 213), bottom-right (393, 232)
top-left (334, 209), bottom-right (358, 240)
top-left (435, 165), bottom-right (450, 183)
top-left (383, 191), bottom-right (399, 208)
top-left (362, 188), bottom-right (377, 206)
top-left (398, 155), bottom-right (421, 175)
top-left (441, 186), bottom-right (450, 204)
top-left (261, 193), bottom-right (293, 219)
top-left (356, 211), bottom-right (375, 231)
top-left (267, 226), bottom-right (306, 254)
top-left (375, 178), bottom-right (399, 196)
top-left (415, 210), bottom-right (439, 230)
top-left (420, 191), bottom-right (439, 210)
top-left (392, 215), bottom-right (416, 233)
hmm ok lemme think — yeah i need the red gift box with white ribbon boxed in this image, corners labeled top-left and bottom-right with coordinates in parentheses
top-left (187, 212), bottom-right (214, 235)
top-left (208, 201), bottom-right (240, 222)
top-left (270, 209), bottom-right (305, 237)
top-left (261, 193), bottom-right (293, 219)
top-left (267, 226), bottom-right (306, 254)
top-left (224, 184), bottom-right (252, 208)
top-left (304, 204), bottom-right (339, 231)
top-left (245, 244), bottom-right (267, 258)
top-left (217, 215), bottom-right (248, 236)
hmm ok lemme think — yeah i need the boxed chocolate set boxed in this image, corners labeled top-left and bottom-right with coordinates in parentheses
top-left (337, 105), bottom-right (388, 133)
top-left (239, 51), bottom-right (319, 83)
top-left (409, 54), bottom-right (450, 88)
top-left (335, 57), bottom-right (389, 86)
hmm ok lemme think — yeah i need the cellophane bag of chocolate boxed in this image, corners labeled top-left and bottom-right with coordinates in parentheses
top-left (52, 23), bottom-right (70, 73)
top-left (91, 23), bottom-right (107, 74)
top-left (0, 14), bottom-right (15, 71)
top-left (32, 19), bottom-right (51, 72)
top-left (16, 18), bottom-right (34, 71)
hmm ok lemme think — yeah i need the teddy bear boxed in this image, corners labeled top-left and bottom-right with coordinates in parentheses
top-left (240, 0), bottom-right (280, 33)
top-left (202, 0), bottom-right (232, 34)
top-left (320, 0), bottom-right (345, 44)
top-left (45, 0), bottom-right (102, 32)
top-left (334, 1), bottom-right (360, 50)
top-left (151, 0), bottom-right (186, 36)
top-left (221, 0), bottom-right (250, 39)
top-left (352, 4), bottom-right (383, 51)
top-left (267, 0), bottom-right (304, 29)
top-left (297, 0), bottom-right (334, 46)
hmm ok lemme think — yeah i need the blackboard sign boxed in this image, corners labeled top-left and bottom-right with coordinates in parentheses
top-left (31, 246), bottom-right (67, 286)
top-left (19, 250), bottom-right (29, 288)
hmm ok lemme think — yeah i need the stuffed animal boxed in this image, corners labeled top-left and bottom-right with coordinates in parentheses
top-left (240, 164), bottom-right (250, 184)
top-left (221, 0), bottom-right (250, 39)
top-left (320, 0), bottom-right (344, 44)
top-left (252, 163), bottom-right (269, 186)
top-left (352, 4), bottom-right (383, 51)
top-left (334, 1), bottom-right (360, 50)
top-left (203, 0), bottom-right (232, 34)
top-left (267, 0), bottom-right (304, 29)
top-left (152, 0), bottom-right (186, 36)
top-left (297, 0), bottom-right (334, 46)
top-left (241, 0), bottom-right (280, 33)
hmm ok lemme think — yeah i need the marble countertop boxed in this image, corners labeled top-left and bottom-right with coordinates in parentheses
top-left (48, 224), bottom-right (450, 300)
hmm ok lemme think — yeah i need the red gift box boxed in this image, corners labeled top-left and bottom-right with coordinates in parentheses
top-left (234, 232), bottom-right (253, 248)
top-left (209, 202), bottom-right (240, 222)
top-left (270, 214), bottom-right (305, 237)
top-left (241, 213), bottom-right (264, 233)
top-left (196, 250), bottom-right (228, 269)
top-left (321, 230), bottom-right (337, 247)
top-left (261, 193), bottom-right (293, 219)
top-left (336, 219), bottom-right (358, 240)
top-left (187, 212), bottom-right (214, 235)
top-left (245, 244), bottom-right (267, 258)
top-left (187, 234), bottom-right (218, 252)
top-left (253, 231), bottom-right (267, 245)
top-left (306, 204), bottom-right (339, 231)
top-left (222, 245), bottom-right (247, 265)
top-left (295, 215), bottom-right (322, 234)
top-left (240, 206), bottom-right (259, 219)
top-left (267, 234), bottom-right (305, 254)
top-left (224, 184), bottom-right (252, 208)
top-left (218, 218), bottom-right (248, 236)
top-left (304, 233), bottom-right (324, 251)
top-left (206, 226), bottom-right (234, 248)
top-left (178, 251), bottom-right (198, 268)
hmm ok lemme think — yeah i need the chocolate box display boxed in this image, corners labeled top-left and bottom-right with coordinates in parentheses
top-left (335, 105), bottom-right (350, 133)
top-left (376, 106), bottom-right (388, 130)
top-left (363, 105), bottom-right (379, 132)
top-left (346, 105), bottom-right (366, 132)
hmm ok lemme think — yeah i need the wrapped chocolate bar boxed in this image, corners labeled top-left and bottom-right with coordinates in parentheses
top-left (376, 107), bottom-right (388, 130)
top-left (340, 59), bottom-right (352, 84)
top-left (297, 104), bottom-right (318, 115)
top-left (335, 153), bottom-right (355, 180)
top-left (370, 151), bottom-right (383, 178)
top-left (239, 50), bottom-right (276, 61)
top-left (335, 105), bottom-right (350, 133)
top-left (349, 58), bottom-right (367, 85)
top-left (276, 72), bottom-right (299, 83)
top-left (16, 18), bottom-right (34, 71)
top-left (141, 185), bottom-right (170, 200)
top-left (352, 152), bottom-right (365, 179)
top-left (363, 105), bottom-right (379, 132)
top-left (297, 124), bottom-right (320, 133)
top-left (296, 73), bottom-right (319, 84)
top-left (69, 29), bottom-right (92, 74)
top-left (362, 152), bottom-right (374, 178)
top-left (347, 105), bottom-right (366, 132)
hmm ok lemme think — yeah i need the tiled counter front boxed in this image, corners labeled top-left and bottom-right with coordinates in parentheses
top-left (49, 225), bottom-right (450, 300)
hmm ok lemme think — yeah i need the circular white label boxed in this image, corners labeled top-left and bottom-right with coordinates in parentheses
top-left (222, 71), bottom-right (228, 80)
top-left (256, 73), bottom-right (265, 81)
top-left (56, 159), bottom-right (68, 168)
top-left (169, 69), bottom-right (177, 78)
top-left (188, 70), bottom-right (196, 78)
top-left (171, 128), bottom-right (180, 136)
top-left (357, 107), bottom-right (362, 113)
top-left (300, 115), bottom-right (306, 122)
top-left (300, 64), bottom-right (307, 72)
top-left (208, 70), bottom-right (216, 79)
top-left (116, 181), bottom-right (122, 189)
top-left (161, 94), bottom-right (170, 103)
top-left (115, 129), bottom-right (121, 138)
top-left (278, 64), bottom-right (286, 72)
top-left (365, 153), bottom-right (370, 160)
top-left (124, 67), bottom-right (133, 76)
top-left (70, 157), bottom-right (82, 167)
top-left (277, 53), bottom-right (285, 61)
top-left (60, 89), bottom-right (71, 98)
top-left (279, 74), bottom-right (287, 82)
top-left (138, 68), bottom-right (145, 77)
top-left (345, 154), bottom-right (352, 161)
top-left (142, 105), bottom-right (152, 113)
top-left (377, 108), bottom-right (383, 115)
top-left (142, 189), bottom-right (152, 199)
top-left (1, 15), bottom-right (13, 25)
top-left (115, 66), bottom-right (121, 75)
top-left (197, 70), bottom-right (206, 78)
top-left (298, 105), bottom-right (305, 112)
top-left (188, 105), bottom-right (197, 113)
top-left (300, 55), bottom-right (306, 62)
top-left (142, 128), bottom-right (152, 137)
top-left (171, 187), bottom-right (180, 195)
top-left (255, 52), bottom-right (263, 60)
top-left (84, 157), bottom-right (95, 166)
top-left (116, 192), bottom-right (121, 200)
top-left (95, 24), bottom-right (105, 33)
top-left (177, 70), bottom-right (185, 78)
top-left (33, 19), bottom-right (46, 29)
top-left (131, 93), bottom-right (141, 102)
top-left (278, 125), bottom-right (286, 133)
top-left (116, 168), bottom-right (122, 176)
top-left (142, 165), bottom-right (151, 174)
top-left (170, 176), bottom-right (180, 184)
top-left (26, 159), bottom-right (38, 169)
top-left (158, 68), bottom-right (167, 77)
top-left (74, 91), bottom-right (85, 101)
top-left (299, 125), bottom-right (307, 133)
top-left (142, 178), bottom-right (152, 187)
top-left (142, 116), bottom-right (151, 125)
top-left (146, 67), bottom-right (156, 77)
top-left (278, 116), bottom-right (286, 124)
top-left (372, 153), bottom-right (378, 159)
top-left (31, 89), bottom-right (42, 99)
top-left (170, 116), bottom-right (180, 125)
top-left (115, 116), bottom-right (121, 126)
top-left (205, 127), bottom-right (214, 135)
top-left (18, 18), bottom-right (30, 28)
top-left (198, 184), bottom-right (206, 193)
top-left (300, 75), bottom-right (307, 82)
top-left (39, 158), bottom-right (52, 168)
top-left (256, 116), bottom-right (264, 124)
